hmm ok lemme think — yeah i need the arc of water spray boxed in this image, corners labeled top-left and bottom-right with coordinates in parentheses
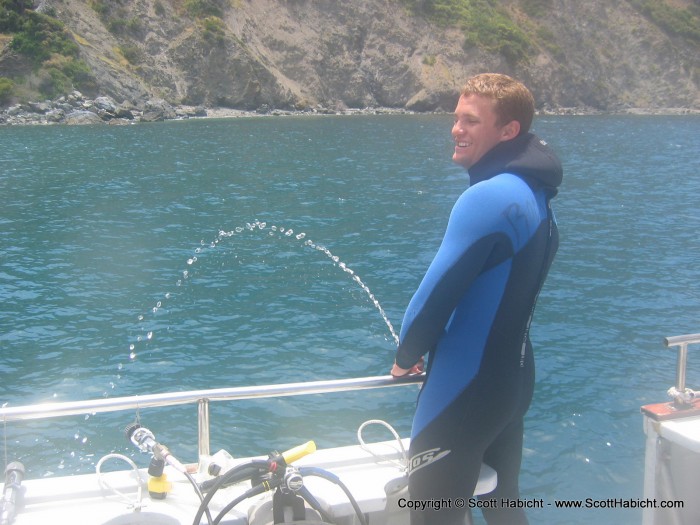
top-left (218, 221), bottom-right (400, 346)
top-left (128, 220), bottom-right (400, 365)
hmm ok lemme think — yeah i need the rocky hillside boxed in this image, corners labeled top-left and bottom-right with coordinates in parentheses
top-left (1, 0), bottom-right (699, 113)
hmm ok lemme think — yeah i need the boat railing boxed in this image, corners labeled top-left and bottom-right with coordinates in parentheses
top-left (664, 333), bottom-right (700, 405)
top-left (0, 374), bottom-right (424, 459)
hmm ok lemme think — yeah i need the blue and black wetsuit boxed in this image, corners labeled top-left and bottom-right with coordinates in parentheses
top-left (396, 133), bottom-right (562, 525)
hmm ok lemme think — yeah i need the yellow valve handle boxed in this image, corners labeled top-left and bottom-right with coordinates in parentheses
top-left (281, 440), bottom-right (316, 465)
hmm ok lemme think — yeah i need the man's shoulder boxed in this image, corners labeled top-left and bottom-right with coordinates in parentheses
top-left (465, 172), bottom-right (532, 201)
top-left (451, 173), bottom-right (530, 226)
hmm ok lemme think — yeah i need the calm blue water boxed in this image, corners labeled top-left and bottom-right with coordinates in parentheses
top-left (1, 114), bottom-right (699, 524)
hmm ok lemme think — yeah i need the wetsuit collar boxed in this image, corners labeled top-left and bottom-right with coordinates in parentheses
top-left (467, 132), bottom-right (563, 197)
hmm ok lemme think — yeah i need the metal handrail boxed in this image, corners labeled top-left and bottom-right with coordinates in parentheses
top-left (0, 374), bottom-right (424, 458)
top-left (664, 333), bottom-right (700, 405)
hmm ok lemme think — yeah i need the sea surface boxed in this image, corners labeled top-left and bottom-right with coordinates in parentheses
top-left (1, 114), bottom-right (699, 524)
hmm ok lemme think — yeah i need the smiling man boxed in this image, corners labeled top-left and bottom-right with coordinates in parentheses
top-left (391, 74), bottom-right (563, 524)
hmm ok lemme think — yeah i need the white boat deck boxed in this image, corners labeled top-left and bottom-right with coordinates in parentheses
top-left (12, 439), bottom-right (497, 525)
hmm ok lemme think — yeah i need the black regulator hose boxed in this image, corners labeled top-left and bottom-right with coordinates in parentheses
top-left (183, 470), bottom-right (213, 525)
top-left (211, 479), bottom-right (336, 525)
top-left (299, 467), bottom-right (368, 525)
top-left (192, 460), bottom-right (268, 525)
top-left (211, 480), bottom-right (275, 525)
top-left (297, 485), bottom-right (335, 524)
top-left (193, 456), bottom-right (366, 525)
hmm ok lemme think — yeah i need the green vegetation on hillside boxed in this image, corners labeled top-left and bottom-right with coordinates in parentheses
top-left (1, 0), bottom-right (78, 60)
top-left (0, 76), bottom-right (14, 104)
top-left (89, 0), bottom-right (145, 37)
top-left (628, 0), bottom-right (700, 43)
top-left (185, 0), bottom-right (228, 19)
top-left (400, 0), bottom-right (699, 63)
top-left (0, 0), bottom-right (94, 100)
top-left (89, 0), bottom-right (229, 55)
top-left (399, 0), bottom-right (535, 64)
top-left (199, 16), bottom-right (227, 43)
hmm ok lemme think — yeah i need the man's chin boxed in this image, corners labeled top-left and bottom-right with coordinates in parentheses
top-left (452, 154), bottom-right (472, 170)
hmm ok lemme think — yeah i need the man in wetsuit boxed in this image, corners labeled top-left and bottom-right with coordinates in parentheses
top-left (390, 73), bottom-right (562, 525)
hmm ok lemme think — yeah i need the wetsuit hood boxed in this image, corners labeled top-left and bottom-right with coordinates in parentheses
top-left (467, 132), bottom-right (563, 197)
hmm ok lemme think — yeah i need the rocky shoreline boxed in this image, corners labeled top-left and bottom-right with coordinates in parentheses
top-left (0, 92), bottom-right (430, 126)
top-left (0, 92), bottom-right (204, 126)
top-left (1, 92), bottom-right (697, 126)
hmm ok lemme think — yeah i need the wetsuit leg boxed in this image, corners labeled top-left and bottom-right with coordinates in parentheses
top-left (479, 344), bottom-right (535, 525)
top-left (479, 417), bottom-right (527, 525)
top-left (407, 374), bottom-right (512, 525)
top-left (408, 344), bottom-right (535, 525)
top-left (408, 401), bottom-right (484, 525)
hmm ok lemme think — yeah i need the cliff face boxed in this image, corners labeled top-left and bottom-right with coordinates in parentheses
top-left (3, 0), bottom-right (700, 112)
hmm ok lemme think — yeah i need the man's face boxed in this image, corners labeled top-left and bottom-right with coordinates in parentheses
top-left (451, 94), bottom-right (517, 169)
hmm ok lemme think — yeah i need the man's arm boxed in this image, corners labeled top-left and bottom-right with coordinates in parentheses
top-left (392, 182), bottom-right (509, 371)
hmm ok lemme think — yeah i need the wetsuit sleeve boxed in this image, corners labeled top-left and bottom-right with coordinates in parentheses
top-left (395, 182), bottom-right (512, 369)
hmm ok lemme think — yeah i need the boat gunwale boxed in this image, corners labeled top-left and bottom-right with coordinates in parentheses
top-left (0, 374), bottom-right (424, 422)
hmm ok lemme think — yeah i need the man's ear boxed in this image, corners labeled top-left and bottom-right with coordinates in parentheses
top-left (500, 120), bottom-right (521, 142)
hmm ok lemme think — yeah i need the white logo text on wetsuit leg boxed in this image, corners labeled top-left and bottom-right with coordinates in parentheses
top-left (408, 448), bottom-right (451, 476)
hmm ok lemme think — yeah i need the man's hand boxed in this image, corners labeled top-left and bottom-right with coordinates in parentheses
top-left (390, 357), bottom-right (424, 377)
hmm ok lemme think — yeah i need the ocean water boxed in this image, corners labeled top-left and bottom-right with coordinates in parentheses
top-left (1, 114), bottom-right (699, 524)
